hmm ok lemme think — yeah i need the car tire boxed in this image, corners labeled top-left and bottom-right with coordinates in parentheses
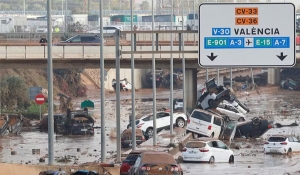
top-left (251, 117), bottom-right (261, 126)
top-left (176, 118), bottom-right (185, 128)
top-left (229, 155), bottom-right (234, 163)
top-left (192, 132), bottom-right (199, 139)
top-left (238, 117), bottom-right (245, 122)
top-left (146, 127), bottom-right (154, 139)
top-left (209, 156), bottom-right (214, 164)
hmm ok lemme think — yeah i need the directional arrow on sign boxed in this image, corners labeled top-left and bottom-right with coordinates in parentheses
top-left (207, 53), bottom-right (218, 61)
top-left (276, 52), bottom-right (287, 61)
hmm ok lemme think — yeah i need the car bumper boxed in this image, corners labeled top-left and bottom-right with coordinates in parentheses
top-left (182, 153), bottom-right (211, 162)
top-left (264, 147), bottom-right (288, 154)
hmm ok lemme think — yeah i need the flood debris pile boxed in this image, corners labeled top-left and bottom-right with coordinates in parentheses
top-left (0, 114), bottom-right (23, 136)
top-left (145, 69), bottom-right (183, 89)
top-left (189, 78), bottom-right (273, 142)
top-left (223, 72), bottom-right (267, 90)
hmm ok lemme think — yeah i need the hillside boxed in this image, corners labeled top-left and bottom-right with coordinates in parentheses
top-left (0, 69), bottom-right (94, 98)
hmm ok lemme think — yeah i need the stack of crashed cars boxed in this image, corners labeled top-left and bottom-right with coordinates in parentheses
top-left (0, 113), bottom-right (24, 136)
top-left (186, 78), bottom-right (273, 141)
top-left (38, 108), bottom-right (95, 135)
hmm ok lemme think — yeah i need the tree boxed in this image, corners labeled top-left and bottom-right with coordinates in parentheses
top-left (0, 76), bottom-right (30, 110)
top-left (140, 1), bottom-right (150, 10)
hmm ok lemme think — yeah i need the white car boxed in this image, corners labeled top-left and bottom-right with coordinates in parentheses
top-left (127, 111), bottom-right (187, 138)
top-left (217, 102), bottom-right (246, 122)
top-left (174, 98), bottom-right (183, 109)
top-left (182, 138), bottom-right (234, 163)
top-left (112, 78), bottom-right (132, 91)
top-left (35, 25), bottom-right (53, 33)
top-left (264, 135), bottom-right (300, 155)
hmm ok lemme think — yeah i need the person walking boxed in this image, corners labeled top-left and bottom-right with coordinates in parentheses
top-left (39, 35), bottom-right (47, 46)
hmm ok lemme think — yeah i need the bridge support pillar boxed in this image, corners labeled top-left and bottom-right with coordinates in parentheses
top-left (267, 68), bottom-right (281, 85)
top-left (185, 68), bottom-right (198, 112)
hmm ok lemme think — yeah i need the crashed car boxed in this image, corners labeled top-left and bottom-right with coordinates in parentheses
top-left (194, 77), bottom-right (272, 140)
top-left (39, 114), bottom-right (67, 134)
top-left (280, 78), bottom-right (300, 90)
top-left (66, 109), bottom-right (95, 135)
top-left (128, 151), bottom-right (183, 175)
top-left (217, 102), bottom-right (247, 122)
top-left (112, 78), bottom-right (132, 91)
top-left (235, 117), bottom-right (273, 139)
top-left (7, 114), bottom-right (23, 135)
top-left (0, 115), bottom-right (9, 136)
top-left (186, 108), bottom-right (237, 141)
top-left (121, 129), bottom-right (146, 148)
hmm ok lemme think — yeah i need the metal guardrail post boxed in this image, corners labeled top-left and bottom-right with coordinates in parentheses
top-left (179, 33), bottom-right (182, 51)
top-left (156, 33), bottom-right (159, 51)
top-left (115, 29), bottom-right (121, 163)
top-left (134, 33), bottom-right (137, 51)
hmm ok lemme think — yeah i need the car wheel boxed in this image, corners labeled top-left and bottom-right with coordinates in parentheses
top-left (192, 132), bottom-right (199, 139)
top-left (146, 127), bottom-right (154, 138)
top-left (229, 155), bottom-right (234, 163)
top-left (208, 156), bottom-right (214, 164)
top-left (176, 118), bottom-right (185, 128)
top-left (251, 117), bottom-right (261, 126)
top-left (238, 117), bottom-right (245, 122)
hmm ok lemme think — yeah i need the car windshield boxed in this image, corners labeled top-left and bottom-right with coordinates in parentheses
top-left (186, 141), bottom-right (206, 148)
top-left (177, 99), bottom-right (183, 102)
top-left (268, 137), bottom-right (286, 142)
top-left (124, 154), bottom-right (139, 162)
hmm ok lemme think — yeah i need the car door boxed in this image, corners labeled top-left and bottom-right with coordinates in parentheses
top-left (81, 36), bottom-right (95, 45)
top-left (209, 141), bottom-right (222, 162)
top-left (69, 36), bottom-right (81, 46)
top-left (157, 112), bottom-right (170, 129)
top-left (216, 141), bottom-right (231, 162)
top-left (220, 118), bottom-right (237, 143)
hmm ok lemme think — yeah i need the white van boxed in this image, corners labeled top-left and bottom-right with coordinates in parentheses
top-left (186, 109), bottom-right (237, 141)
top-left (186, 109), bottom-right (223, 139)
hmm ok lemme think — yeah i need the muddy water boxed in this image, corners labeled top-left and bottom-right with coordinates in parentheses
top-left (0, 119), bottom-right (128, 165)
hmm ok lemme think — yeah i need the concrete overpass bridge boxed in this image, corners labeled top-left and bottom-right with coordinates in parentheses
top-left (0, 30), bottom-right (300, 109)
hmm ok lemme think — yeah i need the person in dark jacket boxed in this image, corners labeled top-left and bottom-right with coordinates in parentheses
top-left (39, 35), bottom-right (47, 46)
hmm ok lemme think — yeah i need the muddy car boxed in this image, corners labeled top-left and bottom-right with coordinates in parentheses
top-left (0, 115), bottom-right (9, 136)
top-left (235, 117), bottom-right (273, 139)
top-left (280, 78), bottom-right (300, 90)
top-left (39, 114), bottom-right (67, 134)
top-left (120, 150), bottom-right (154, 175)
top-left (121, 129), bottom-right (146, 148)
top-left (128, 151), bottom-right (183, 175)
top-left (66, 109), bottom-right (95, 135)
top-left (7, 114), bottom-right (23, 135)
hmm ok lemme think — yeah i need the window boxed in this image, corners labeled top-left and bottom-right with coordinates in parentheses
top-left (177, 99), bottom-right (183, 102)
top-left (81, 36), bottom-right (95, 42)
top-left (104, 27), bottom-right (118, 30)
top-left (216, 141), bottom-right (228, 149)
top-left (288, 137), bottom-right (294, 142)
top-left (191, 111), bottom-right (212, 123)
top-left (70, 36), bottom-right (81, 42)
top-left (1, 20), bottom-right (6, 24)
top-left (124, 154), bottom-right (139, 163)
top-left (186, 141), bottom-right (206, 148)
top-left (225, 105), bottom-right (239, 113)
top-left (292, 137), bottom-right (299, 142)
top-left (142, 115), bottom-right (153, 121)
top-left (133, 157), bottom-right (141, 167)
top-left (268, 137), bottom-right (286, 142)
top-left (213, 117), bottom-right (222, 126)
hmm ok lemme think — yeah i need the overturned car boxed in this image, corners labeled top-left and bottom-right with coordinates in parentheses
top-left (0, 114), bottom-right (23, 136)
